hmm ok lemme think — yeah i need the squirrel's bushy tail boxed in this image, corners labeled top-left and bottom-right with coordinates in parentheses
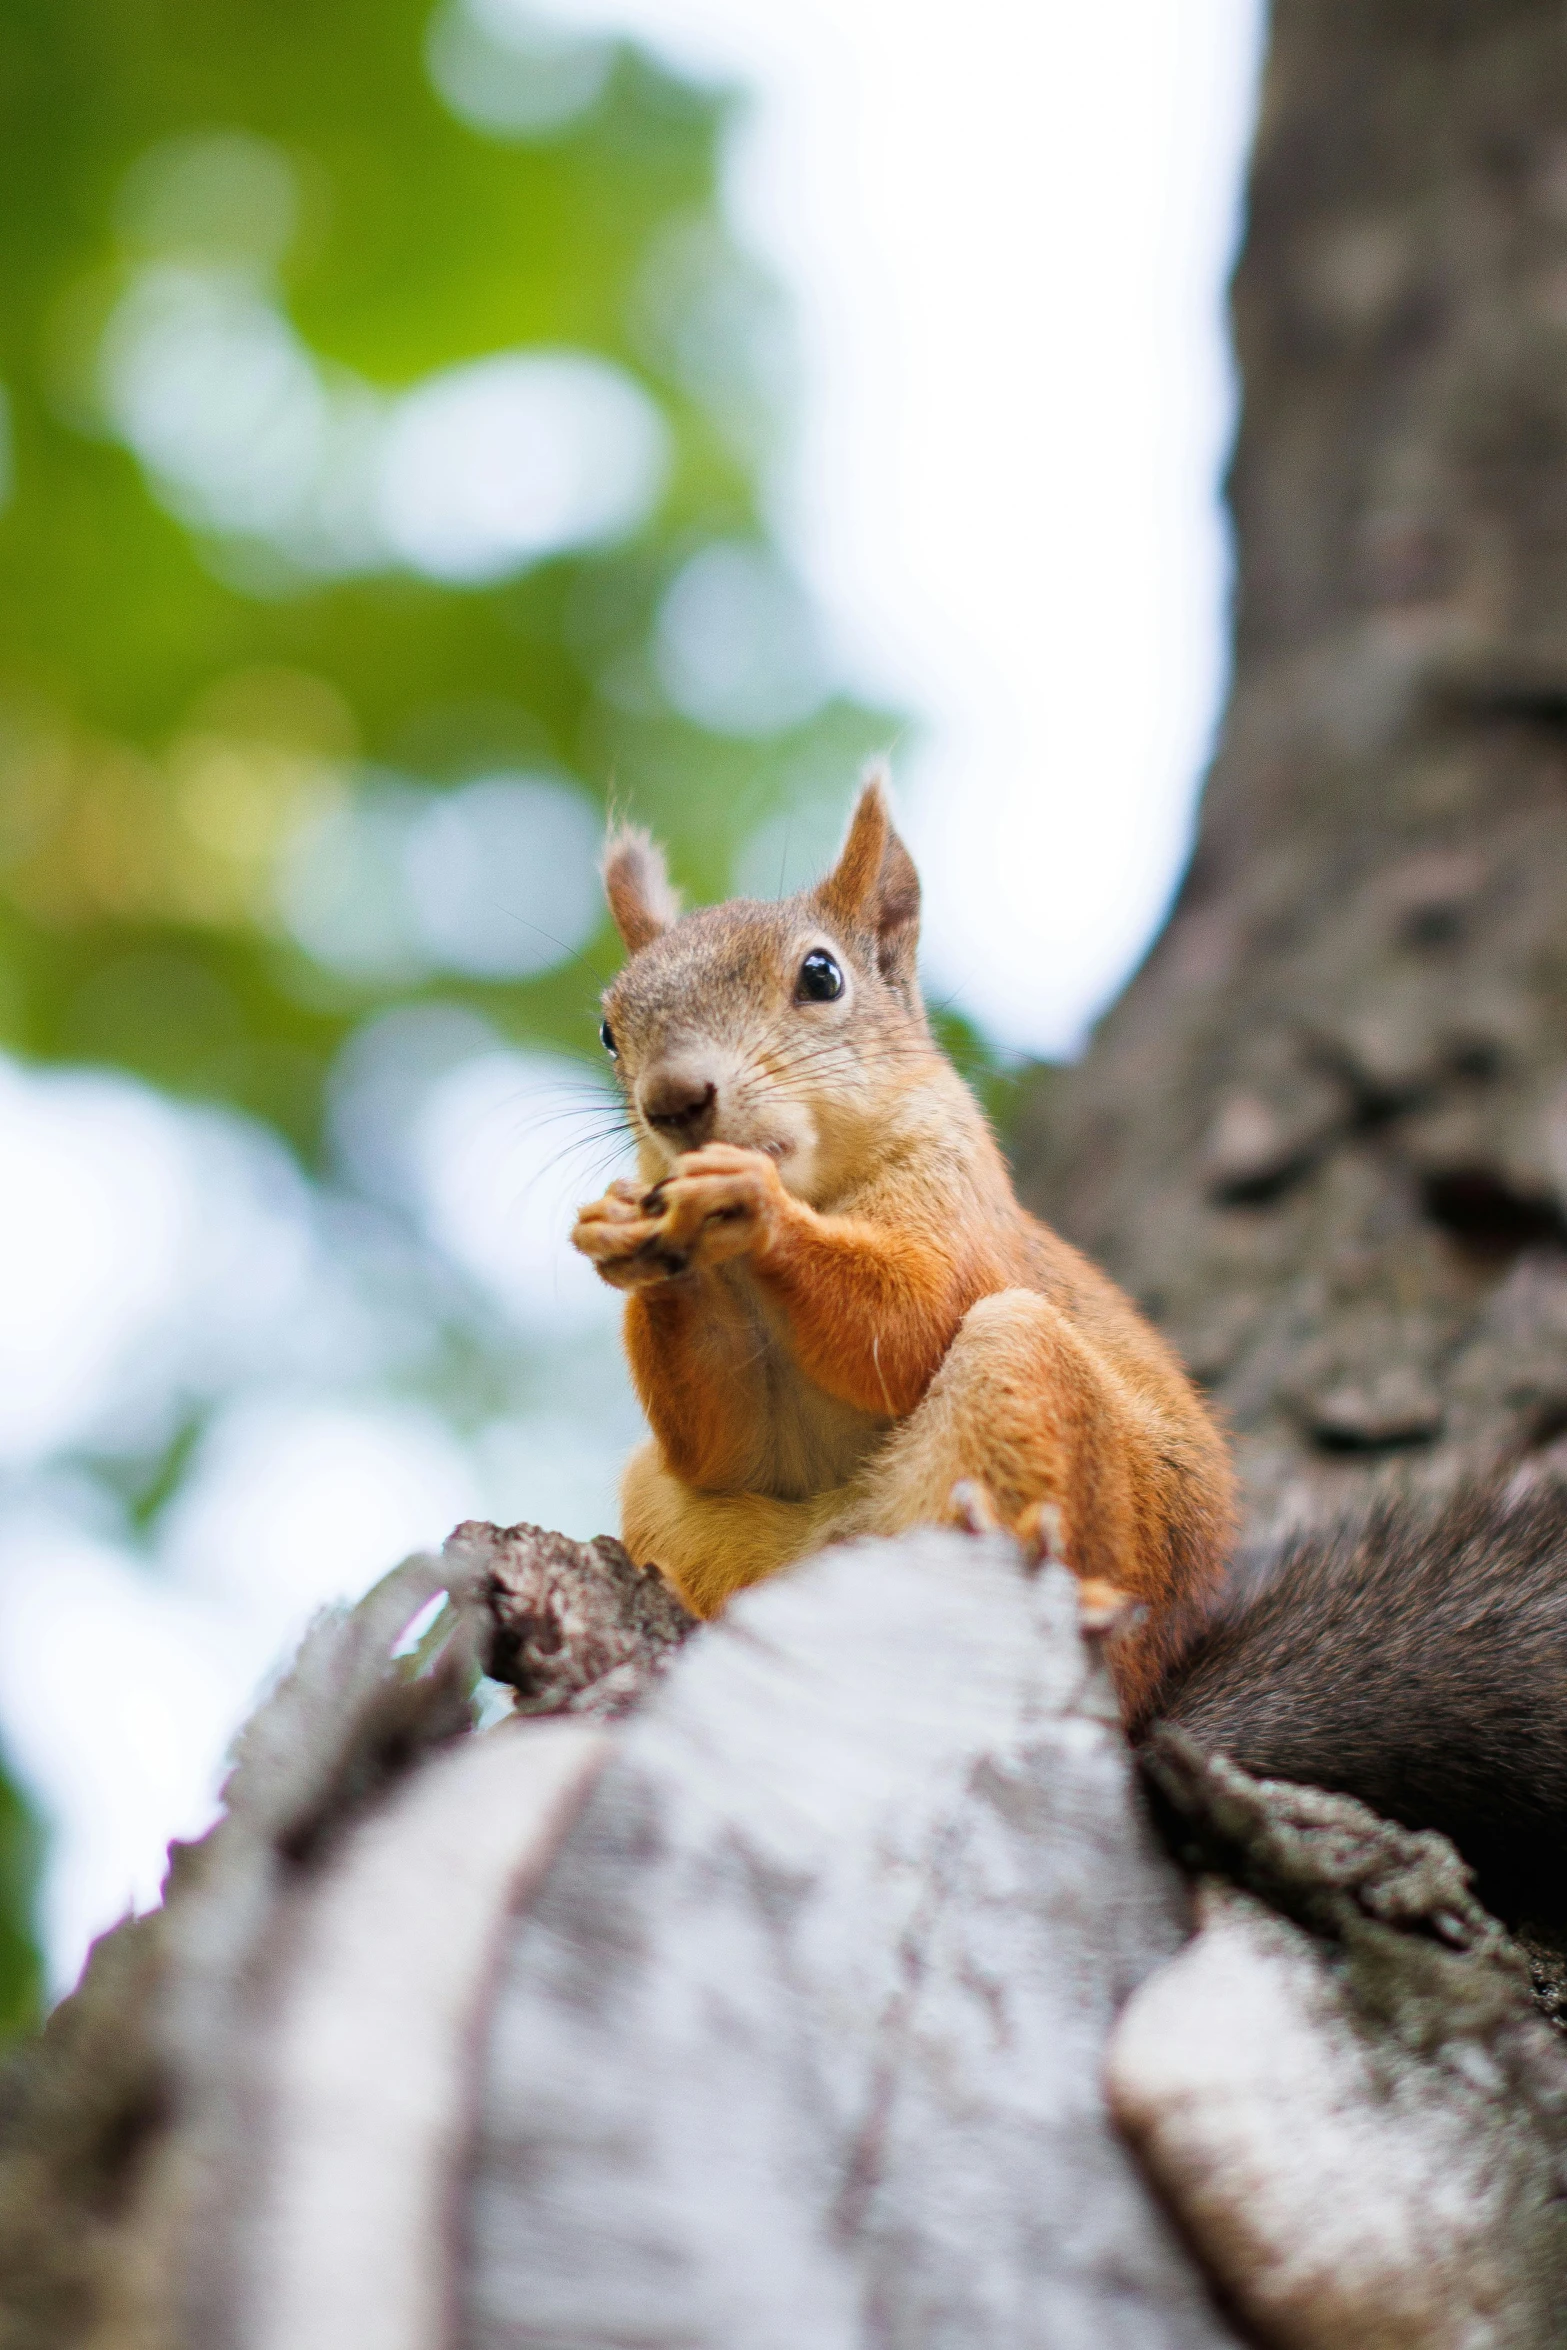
top-left (1145, 1477), bottom-right (1567, 1926)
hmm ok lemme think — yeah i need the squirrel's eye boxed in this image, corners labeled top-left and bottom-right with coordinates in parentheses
top-left (797, 949), bottom-right (844, 1003)
top-left (599, 1019), bottom-right (618, 1057)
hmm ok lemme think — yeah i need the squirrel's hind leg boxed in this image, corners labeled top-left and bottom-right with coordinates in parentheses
top-left (850, 1288), bottom-right (1178, 1608)
top-left (619, 1440), bottom-right (853, 1619)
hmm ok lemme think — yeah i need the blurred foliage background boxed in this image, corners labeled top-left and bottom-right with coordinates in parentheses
top-left (0, 0), bottom-right (952, 2035)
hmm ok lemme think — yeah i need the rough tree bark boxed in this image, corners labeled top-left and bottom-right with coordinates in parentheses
top-left (1018, 0), bottom-right (1567, 1532)
top-left (10, 1528), bottom-right (1567, 2349)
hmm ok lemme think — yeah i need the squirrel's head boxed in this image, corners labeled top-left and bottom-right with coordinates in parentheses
top-left (597, 763), bottom-right (940, 1201)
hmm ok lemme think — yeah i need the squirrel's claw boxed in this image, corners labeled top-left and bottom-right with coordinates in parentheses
top-left (1074, 1576), bottom-right (1137, 1635)
top-left (946, 1479), bottom-right (1002, 1535)
top-left (1014, 1499), bottom-right (1066, 1570)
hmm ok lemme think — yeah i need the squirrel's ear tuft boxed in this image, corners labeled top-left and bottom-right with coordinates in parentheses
top-left (817, 758), bottom-right (921, 995)
top-left (603, 824), bottom-right (681, 954)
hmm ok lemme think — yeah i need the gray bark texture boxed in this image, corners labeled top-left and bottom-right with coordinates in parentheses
top-left (0, 1525), bottom-right (685, 2350)
top-left (1016, 0), bottom-right (1567, 1532)
top-left (3, 1524), bottom-right (1566, 2349)
top-left (458, 1532), bottom-right (1221, 2350)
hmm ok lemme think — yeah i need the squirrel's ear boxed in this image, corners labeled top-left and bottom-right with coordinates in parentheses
top-left (603, 824), bottom-right (681, 954)
top-left (817, 759), bottom-right (921, 994)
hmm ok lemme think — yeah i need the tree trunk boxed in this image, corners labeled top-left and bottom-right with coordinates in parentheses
top-left (1018, 0), bottom-right (1567, 1534)
top-left (13, 1526), bottom-right (1567, 2350)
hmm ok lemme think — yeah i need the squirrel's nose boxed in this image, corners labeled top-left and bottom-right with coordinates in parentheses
top-left (641, 1070), bottom-right (718, 1146)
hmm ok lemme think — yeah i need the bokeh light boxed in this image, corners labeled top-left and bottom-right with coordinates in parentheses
top-left (654, 542), bottom-right (830, 737)
top-left (426, 0), bottom-right (616, 140)
top-left (379, 351), bottom-right (669, 583)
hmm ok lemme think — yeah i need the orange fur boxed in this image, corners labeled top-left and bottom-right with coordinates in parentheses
top-left (574, 767), bottom-right (1236, 1718)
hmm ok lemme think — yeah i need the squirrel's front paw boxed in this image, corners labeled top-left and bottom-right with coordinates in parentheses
top-left (572, 1180), bottom-right (686, 1290)
top-left (572, 1149), bottom-right (784, 1287)
top-left (640, 1143), bottom-right (784, 1271)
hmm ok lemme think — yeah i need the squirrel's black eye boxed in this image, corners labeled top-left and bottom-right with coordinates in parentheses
top-left (599, 1019), bottom-right (618, 1057)
top-left (797, 949), bottom-right (844, 1003)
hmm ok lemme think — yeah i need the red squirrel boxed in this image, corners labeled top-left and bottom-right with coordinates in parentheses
top-left (571, 767), bottom-right (1235, 1717)
top-left (571, 769), bottom-right (1567, 1928)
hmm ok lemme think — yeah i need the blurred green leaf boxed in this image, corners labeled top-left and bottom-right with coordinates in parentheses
top-left (0, 1764), bottom-right (41, 2045)
top-left (0, 0), bottom-right (897, 1153)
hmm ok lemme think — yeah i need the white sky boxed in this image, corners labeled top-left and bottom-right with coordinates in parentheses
top-left (542, 0), bottom-right (1265, 1050)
